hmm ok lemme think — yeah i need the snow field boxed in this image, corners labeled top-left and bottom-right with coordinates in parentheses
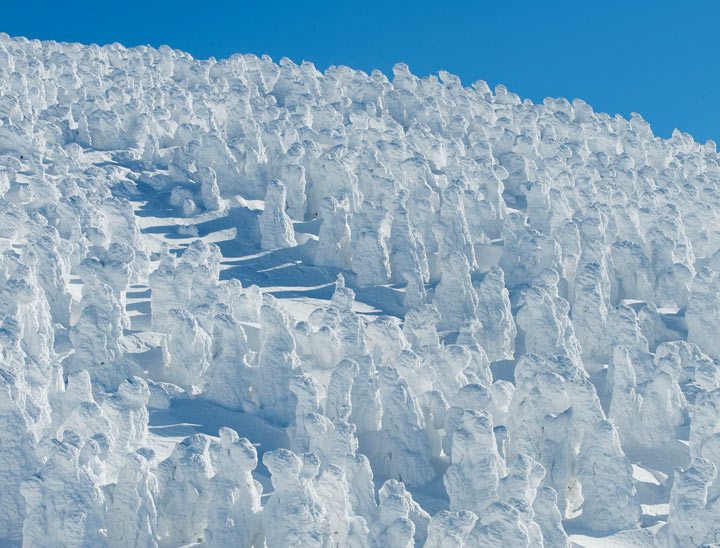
top-left (1, 32), bottom-right (720, 547)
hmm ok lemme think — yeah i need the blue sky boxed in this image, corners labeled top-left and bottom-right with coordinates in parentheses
top-left (4, 0), bottom-right (719, 143)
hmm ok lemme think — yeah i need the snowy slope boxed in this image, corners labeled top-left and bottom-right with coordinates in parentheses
top-left (1, 32), bottom-right (720, 547)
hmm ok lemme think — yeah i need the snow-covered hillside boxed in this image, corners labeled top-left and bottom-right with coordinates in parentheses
top-left (1, 32), bottom-right (719, 547)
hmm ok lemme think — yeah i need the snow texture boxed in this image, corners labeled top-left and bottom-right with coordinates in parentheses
top-left (1, 33), bottom-right (719, 547)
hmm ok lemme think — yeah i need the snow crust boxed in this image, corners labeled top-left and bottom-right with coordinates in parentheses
top-left (1, 32), bottom-right (719, 547)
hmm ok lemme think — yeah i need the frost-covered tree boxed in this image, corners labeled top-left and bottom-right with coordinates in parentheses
top-left (205, 429), bottom-right (263, 548)
top-left (262, 449), bottom-right (333, 547)
top-left (259, 180), bottom-right (297, 249)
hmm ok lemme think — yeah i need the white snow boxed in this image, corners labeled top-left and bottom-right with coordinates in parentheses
top-left (1, 32), bottom-right (720, 547)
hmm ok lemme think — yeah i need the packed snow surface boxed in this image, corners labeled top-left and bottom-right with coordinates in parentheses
top-left (1, 32), bottom-right (720, 547)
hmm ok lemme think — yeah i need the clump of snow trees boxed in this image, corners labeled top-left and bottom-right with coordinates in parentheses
top-left (2, 32), bottom-right (720, 546)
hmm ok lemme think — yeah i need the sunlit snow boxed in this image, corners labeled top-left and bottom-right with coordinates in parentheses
top-left (1, 32), bottom-right (719, 547)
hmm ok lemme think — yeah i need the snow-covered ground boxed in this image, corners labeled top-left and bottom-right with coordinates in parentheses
top-left (2, 32), bottom-right (720, 547)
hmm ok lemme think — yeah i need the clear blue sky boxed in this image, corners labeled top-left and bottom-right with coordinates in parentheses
top-left (4, 0), bottom-right (719, 143)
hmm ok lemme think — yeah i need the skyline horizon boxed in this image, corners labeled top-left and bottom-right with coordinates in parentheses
top-left (4, 1), bottom-right (718, 143)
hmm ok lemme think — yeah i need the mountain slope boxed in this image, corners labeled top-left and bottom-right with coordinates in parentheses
top-left (1, 32), bottom-right (719, 547)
